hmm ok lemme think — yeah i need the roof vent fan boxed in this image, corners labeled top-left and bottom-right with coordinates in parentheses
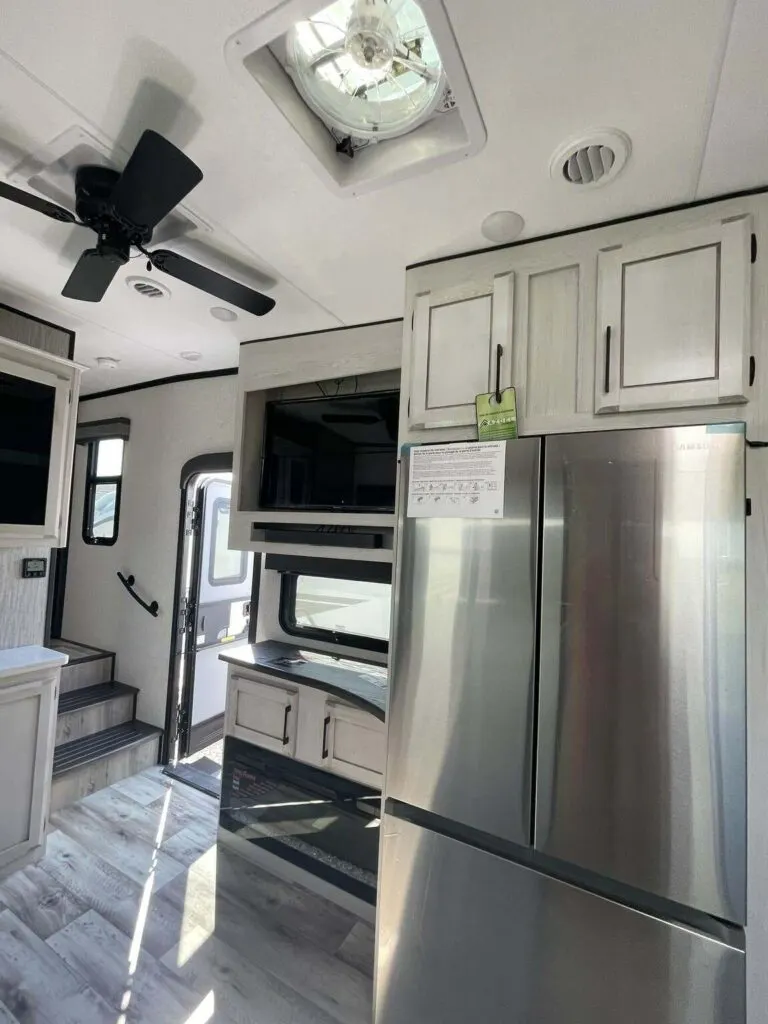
top-left (550, 129), bottom-right (631, 188)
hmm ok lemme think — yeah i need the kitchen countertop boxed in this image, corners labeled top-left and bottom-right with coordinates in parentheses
top-left (0, 645), bottom-right (69, 682)
top-left (219, 640), bottom-right (387, 720)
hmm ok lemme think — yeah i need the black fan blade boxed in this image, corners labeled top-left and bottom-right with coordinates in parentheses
top-left (0, 181), bottom-right (75, 223)
top-left (151, 250), bottom-right (276, 316)
top-left (110, 130), bottom-right (203, 231)
top-left (62, 249), bottom-right (122, 302)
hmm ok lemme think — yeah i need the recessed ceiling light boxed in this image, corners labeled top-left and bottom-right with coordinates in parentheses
top-left (95, 356), bottom-right (120, 369)
top-left (210, 306), bottom-right (238, 322)
top-left (481, 211), bottom-right (525, 244)
top-left (180, 351), bottom-right (202, 362)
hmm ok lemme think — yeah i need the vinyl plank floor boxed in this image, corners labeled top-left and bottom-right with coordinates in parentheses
top-left (0, 768), bottom-right (374, 1024)
top-left (0, 910), bottom-right (113, 1024)
top-left (48, 909), bottom-right (197, 1023)
top-left (51, 797), bottom-right (186, 889)
top-left (0, 861), bottom-right (87, 940)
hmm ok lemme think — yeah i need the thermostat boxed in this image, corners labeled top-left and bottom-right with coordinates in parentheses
top-left (22, 558), bottom-right (48, 579)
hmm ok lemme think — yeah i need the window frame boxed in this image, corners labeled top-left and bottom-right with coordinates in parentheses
top-left (279, 570), bottom-right (390, 654)
top-left (207, 496), bottom-right (248, 587)
top-left (82, 438), bottom-right (123, 547)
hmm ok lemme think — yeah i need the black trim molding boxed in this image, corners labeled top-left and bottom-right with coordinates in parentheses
top-left (80, 367), bottom-right (238, 403)
top-left (239, 317), bottom-right (403, 349)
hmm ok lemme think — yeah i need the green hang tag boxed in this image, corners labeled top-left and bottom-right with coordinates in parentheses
top-left (476, 387), bottom-right (518, 441)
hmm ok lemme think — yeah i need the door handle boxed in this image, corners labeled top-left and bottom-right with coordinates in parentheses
top-left (282, 705), bottom-right (292, 746)
top-left (322, 715), bottom-right (331, 759)
top-left (604, 325), bottom-right (612, 393)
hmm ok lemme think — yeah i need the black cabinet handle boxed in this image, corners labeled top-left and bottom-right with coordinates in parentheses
top-left (750, 356), bottom-right (756, 387)
top-left (495, 343), bottom-right (503, 403)
top-left (604, 325), bottom-right (612, 394)
top-left (322, 715), bottom-right (331, 759)
top-left (282, 705), bottom-right (292, 746)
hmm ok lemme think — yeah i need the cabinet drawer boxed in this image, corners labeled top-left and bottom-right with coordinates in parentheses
top-left (322, 702), bottom-right (385, 787)
top-left (227, 675), bottom-right (298, 756)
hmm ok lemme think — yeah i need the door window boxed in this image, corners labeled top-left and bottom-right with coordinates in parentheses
top-left (208, 498), bottom-right (247, 586)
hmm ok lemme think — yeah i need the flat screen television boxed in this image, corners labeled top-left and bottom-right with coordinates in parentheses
top-left (259, 390), bottom-right (399, 512)
top-left (0, 370), bottom-right (55, 526)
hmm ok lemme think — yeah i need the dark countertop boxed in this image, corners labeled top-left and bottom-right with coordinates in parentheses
top-left (219, 640), bottom-right (388, 720)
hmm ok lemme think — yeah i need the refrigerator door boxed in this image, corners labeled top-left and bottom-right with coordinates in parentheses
top-left (375, 815), bottom-right (744, 1024)
top-left (537, 425), bottom-right (746, 923)
top-left (387, 439), bottom-right (540, 846)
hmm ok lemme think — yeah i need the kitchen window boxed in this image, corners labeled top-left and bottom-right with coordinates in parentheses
top-left (83, 437), bottom-right (124, 546)
top-left (279, 571), bottom-right (391, 654)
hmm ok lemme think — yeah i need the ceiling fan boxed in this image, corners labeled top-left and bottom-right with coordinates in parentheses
top-left (0, 129), bottom-right (275, 316)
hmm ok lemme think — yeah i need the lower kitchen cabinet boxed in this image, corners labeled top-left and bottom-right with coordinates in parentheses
top-left (0, 667), bottom-right (59, 878)
top-left (321, 701), bottom-right (386, 788)
top-left (224, 667), bottom-right (385, 787)
top-left (226, 674), bottom-right (298, 755)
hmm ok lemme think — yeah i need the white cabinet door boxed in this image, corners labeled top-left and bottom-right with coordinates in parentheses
top-left (409, 273), bottom-right (514, 429)
top-left (226, 674), bottom-right (298, 755)
top-left (0, 674), bottom-right (57, 875)
top-left (595, 216), bottom-right (752, 413)
top-left (321, 701), bottom-right (386, 788)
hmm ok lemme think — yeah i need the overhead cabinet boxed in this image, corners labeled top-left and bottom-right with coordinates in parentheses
top-left (408, 273), bottom-right (514, 429)
top-left (595, 216), bottom-right (752, 414)
top-left (0, 335), bottom-right (83, 547)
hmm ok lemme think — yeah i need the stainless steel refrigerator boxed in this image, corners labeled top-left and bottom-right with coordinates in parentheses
top-left (376, 426), bottom-right (746, 1024)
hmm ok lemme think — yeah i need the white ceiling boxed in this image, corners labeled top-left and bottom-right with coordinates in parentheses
top-left (0, 0), bottom-right (766, 393)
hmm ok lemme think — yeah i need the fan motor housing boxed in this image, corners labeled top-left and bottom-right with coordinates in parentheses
top-left (74, 165), bottom-right (152, 243)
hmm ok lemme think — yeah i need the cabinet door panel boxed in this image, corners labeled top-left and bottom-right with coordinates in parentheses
top-left (596, 215), bottom-right (751, 413)
top-left (409, 274), bottom-right (514, 429)
top-left (0, 676), bottom-right (55, 874)
top-left (524, 264), bottom-right (581, 419)
top-left (622, 246), bottom-right (718, 387)
top-left (323, 702), bottom-right (385, 787)
top-left (228, 675), bottom-right (297, 755)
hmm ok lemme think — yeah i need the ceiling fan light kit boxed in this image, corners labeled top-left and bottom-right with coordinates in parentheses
top-left (225, 0), bottom-right (486, 195)
top-left (0, 129), bottom-right (276, 316)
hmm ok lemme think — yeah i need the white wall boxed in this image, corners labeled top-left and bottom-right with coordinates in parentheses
top-left (62, 375), bottom-right (237, 727)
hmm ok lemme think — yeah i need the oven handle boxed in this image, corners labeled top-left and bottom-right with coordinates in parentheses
top-left (322, 714), bottom-right (332, 759)
top-left (282, 704), bottom-right (292, 746)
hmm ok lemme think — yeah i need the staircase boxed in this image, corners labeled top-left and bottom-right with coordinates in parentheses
top-left (49, 640), bottom-right (162, 812)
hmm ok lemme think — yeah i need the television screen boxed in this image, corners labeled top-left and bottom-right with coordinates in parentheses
top-left (0, 371), bottom-right (55, 526)
top-left (260, 390), bottom-right (399, 512)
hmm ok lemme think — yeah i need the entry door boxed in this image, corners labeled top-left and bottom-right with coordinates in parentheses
top-left (179, 475), bottom-right (253, 757)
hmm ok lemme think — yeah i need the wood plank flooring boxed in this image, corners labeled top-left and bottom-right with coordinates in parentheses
top-left (0, 767), bottom-right (375, 1023)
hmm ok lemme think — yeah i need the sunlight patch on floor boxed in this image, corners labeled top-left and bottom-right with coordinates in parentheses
top-left (177, 844), bottom-right (218, 968)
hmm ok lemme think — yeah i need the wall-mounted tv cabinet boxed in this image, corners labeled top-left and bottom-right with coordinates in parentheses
top-left (231, 325), bottom-right (402, 561)
top-left (0, 335), bottom-right (83, 548)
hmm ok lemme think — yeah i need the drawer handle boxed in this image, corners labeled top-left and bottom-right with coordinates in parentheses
top-left (282, 705), bottom-right (292, 746)
top-left (322, 715), bottom-right (331, 759)
top-left (604, 325), bottom-right (612, 393)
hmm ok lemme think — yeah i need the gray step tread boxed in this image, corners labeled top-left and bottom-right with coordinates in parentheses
top-left (50, 640), bottom-right (115, 666)
top-left (52, 721), bottom-right (162, 777)
top-left (57, 681), bottom-right (138, 716)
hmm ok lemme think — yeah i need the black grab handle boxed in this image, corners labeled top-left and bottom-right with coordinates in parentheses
top-left (116, 571), bottom-right (159, 618)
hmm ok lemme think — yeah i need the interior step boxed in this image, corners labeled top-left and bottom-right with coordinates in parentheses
top-left (50, 721), bottom-right (162, 813)
top-left (56, 681), bottom-right (138, 747)
top-left (52, 640), bottom-right (115, 694)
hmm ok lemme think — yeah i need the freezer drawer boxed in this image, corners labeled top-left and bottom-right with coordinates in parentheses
top-left (387, 439), bottom-right (540, 846)
top-left (375, 816), bottom-right (744, 1024)
top-left (536, 425), bottom-right (746, 923)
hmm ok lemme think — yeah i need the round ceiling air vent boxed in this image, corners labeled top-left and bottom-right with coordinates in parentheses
top-left (126, 276), bottom-right (171, 300)
top-left (550, 129), bottom-right (631, 188)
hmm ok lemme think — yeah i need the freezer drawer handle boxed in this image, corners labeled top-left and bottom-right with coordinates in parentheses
top-left (495, 343), bottom-right (503, 403)
top-left (281, 705), bottom-right (292, 745)
top-left (322, 714), bottom-right (331, 759)
top-left (604, 325), bottom-right (612, 393)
